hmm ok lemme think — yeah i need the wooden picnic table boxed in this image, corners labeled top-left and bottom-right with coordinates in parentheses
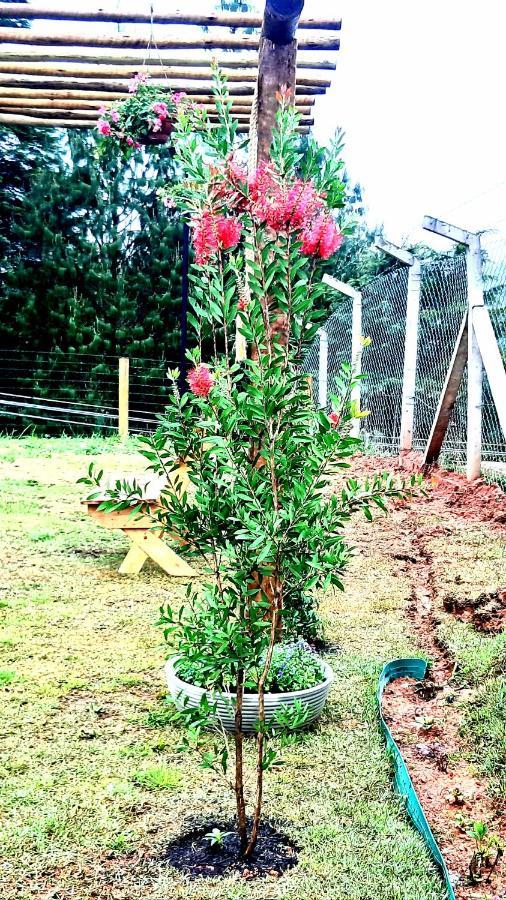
top-left (82, 471), bottom-right (195, 578)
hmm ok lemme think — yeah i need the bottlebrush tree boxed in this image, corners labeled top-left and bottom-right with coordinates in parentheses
top-left (85, 67), bottom-right (418, 860)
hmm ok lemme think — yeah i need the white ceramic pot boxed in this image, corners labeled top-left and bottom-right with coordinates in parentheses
top-left (164, 656), bottom-right (334, 734)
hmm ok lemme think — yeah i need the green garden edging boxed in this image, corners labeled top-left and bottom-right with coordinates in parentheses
top-left (377, 658), bottom-right (456, 900)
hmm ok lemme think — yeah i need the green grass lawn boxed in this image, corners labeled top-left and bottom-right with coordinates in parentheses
top-left (0, 435), bottom-right (502, 900)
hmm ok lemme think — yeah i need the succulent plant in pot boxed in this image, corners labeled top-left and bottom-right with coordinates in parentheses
top-left (87, 67), bottom-right (419, 863)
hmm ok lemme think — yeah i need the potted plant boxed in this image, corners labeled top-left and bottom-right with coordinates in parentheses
top-left (95, 73), bottom-right (187, 154)
top-left (86, 67), bottom-right (418, 869)
top-left (166, 639), bottom-right (334, 732)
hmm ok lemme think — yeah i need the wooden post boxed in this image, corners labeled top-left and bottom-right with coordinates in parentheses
top-left (322, 274), bottom-right (363, 435)
top-left (253, 0), bottom-right (304, 166)
top-left (317, 327), bottom-right (328, 408)
top-left (466, 233), bottom-right (484, 481)
top-left (118, 357), bottom-right (129, 441)
top-left (374, 237), bottom-right (421, 453)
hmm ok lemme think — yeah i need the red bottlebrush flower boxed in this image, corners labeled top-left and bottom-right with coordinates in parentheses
top-left (237, 297), bottom-right (248, 312)
top-left (187, 364), bottom-right (214, 398)
top-left (301, 213), bottom-right (343, 260)
top-left (284, 180), bottom-right (325, 230)
top-left (192, 211), bottom-right (220, 265)
top-left (328, 410), bottom-right (341, 428)
top-left (192, 212), bottom-right (241, 264)
top-left (216, 216), bottom-right (242, 251)
top-left (227, 155), bottom-right (247, 185)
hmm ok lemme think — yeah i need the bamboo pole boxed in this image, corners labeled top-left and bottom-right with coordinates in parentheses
top-left (0, 106), bottom-right (314, 125)
top-left (0, 63), bottom-right (330, 87)
top-left (0, 97), bottom-right (312, 115)
top-left (0, 27), bottom-right (341, 51)
top-left (0, 63), bottom-right (331, 88)
top-left (0, 88), bottom-right (315, 105)
top-left (0, 48), bottom-right (337, 71)
top-left (0, 112), bottom-right (310, 132)
top-left (0, 4), bottom-right (342, 30)
top-left (0, 76), bottom-right (325, 96)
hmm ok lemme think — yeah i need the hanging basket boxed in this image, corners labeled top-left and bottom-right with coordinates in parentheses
top-left (138, 118), bottom-right (174, 145)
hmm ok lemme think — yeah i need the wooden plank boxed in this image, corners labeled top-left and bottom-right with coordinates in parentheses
top-left (0, 48), bottom-right (336, 71)
top-left (0, 27), bottom-right (341, 51)
top-left (85, 504), bottom-right (157, 529)
top-left (423, 311), bottom-right (468, 465)
top-left (0, 4), bottom-right (342, 30)
top-left (125, 529), bottom-right (195, 577)
top-left (0, 63), bottom-right (331, 87)
top-left (473, 305), bottom-right (506, 440)
top-left (118, 543), bottom-right (148, 575)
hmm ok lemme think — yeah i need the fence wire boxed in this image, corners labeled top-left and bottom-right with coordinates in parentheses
top-left (0, 350), bottom-right (177, 434)
top-left (304, 248), bottom-right (506, 484)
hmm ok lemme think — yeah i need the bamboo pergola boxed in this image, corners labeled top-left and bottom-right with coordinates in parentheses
top-left (0, 1), bottom-right (340, 135)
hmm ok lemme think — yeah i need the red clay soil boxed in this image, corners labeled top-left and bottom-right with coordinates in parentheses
top-left (349, 454), bottom-right (506, 899)
top-left (351, 452), bottom-right (506, 528)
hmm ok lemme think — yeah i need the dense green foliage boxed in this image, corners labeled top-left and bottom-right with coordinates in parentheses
top-left (0, 130), bottom-right (183, 360)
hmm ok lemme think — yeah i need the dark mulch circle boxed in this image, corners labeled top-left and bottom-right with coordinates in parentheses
top-left (161, 820), bottom-right (298, 880)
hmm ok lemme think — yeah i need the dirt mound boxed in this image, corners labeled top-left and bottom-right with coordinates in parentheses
top-left (443, 590), bottom-right (506, 633)
top-left (348, 454), bottom-right (506, 528)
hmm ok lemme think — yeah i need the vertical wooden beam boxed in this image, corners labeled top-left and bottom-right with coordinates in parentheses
top-left (423, 312), bottom-right (468, 465)
top-left (118, 356), bottom-right (129, 440)
top-left (253, 0), bottom-right (304, 165)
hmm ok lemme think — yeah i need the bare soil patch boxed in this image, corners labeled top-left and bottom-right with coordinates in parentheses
top-left (443, 589), bottom-right (506, 634)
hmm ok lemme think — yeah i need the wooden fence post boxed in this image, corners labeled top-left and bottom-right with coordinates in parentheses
top-left (118, 356), bottom-right (129, 440)
top-left (317, 327), bottom-right (328, 408)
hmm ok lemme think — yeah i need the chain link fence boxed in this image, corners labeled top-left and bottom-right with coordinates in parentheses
top-left (304, 242), bottom-right (506, 484)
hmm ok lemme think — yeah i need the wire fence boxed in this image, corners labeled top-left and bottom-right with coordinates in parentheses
top-left (304, 237), bottom-right (506, 484)
top-left (0, 350), bottom-right (177, 434)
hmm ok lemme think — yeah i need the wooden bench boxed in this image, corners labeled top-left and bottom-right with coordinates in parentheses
top-left (82, 471), bottom-right (195, 578)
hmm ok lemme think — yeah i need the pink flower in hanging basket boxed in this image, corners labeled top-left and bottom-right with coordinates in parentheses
top-left (188, 364), bottom-right (214, 398)
top-left (128, 72), bottom-right (149, 93)
top-left (97, 118), bottom-right (112, 136)
top-left (173, 92), bottom-right (187, 106)
top-left (152, 101), bottom-right (169, 119)
top-left (110, 109), bottom-right (120, 124)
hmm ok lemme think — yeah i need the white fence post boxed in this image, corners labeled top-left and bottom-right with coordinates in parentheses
top-left (317, 327), bottom-right (328, 409)
top-left (374, 237), bottom-right (421, 454)
top-left (466, 233), bottom-right (484, 481)
top-left (322, 274), bottom-right (363, 435)
top-left (350, 291), bottom-right (362, 438)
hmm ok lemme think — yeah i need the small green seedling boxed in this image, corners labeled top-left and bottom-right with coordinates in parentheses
top-left (446, 787), bottom-right (465, 807)
top-left (467, 820), bottom-right (504, 884)
top-left (204, 828), bottom-right (233, 850)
